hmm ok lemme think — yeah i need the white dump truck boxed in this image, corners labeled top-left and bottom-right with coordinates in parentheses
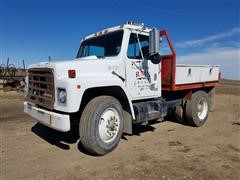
top-left (24, 22), bottom-right (220, 155)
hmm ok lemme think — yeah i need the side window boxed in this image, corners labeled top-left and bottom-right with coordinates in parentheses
top-left (127, 33), bottom-right (149, 59)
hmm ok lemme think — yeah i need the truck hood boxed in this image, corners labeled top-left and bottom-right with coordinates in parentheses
top-left (28, 57), bottom-right (120, 79)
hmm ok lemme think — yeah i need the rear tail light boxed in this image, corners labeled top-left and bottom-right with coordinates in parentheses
top-left (68, 70), bottom-right (76, 78)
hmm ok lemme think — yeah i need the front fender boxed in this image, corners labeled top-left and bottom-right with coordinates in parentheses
top-left (54, 74), bottom-right (135, 119)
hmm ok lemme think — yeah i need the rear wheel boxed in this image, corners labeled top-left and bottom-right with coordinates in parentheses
top-left (79, 96), bottom-right (124, 155)
top-left (185, 91), bottom-right (209, 127)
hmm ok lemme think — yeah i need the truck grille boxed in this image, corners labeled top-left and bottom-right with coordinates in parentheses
top-left (27, 68), bottom-right (55, 110)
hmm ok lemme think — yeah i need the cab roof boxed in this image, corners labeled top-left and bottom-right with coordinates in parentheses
top-left (82, 22), bottom-right (153, 41)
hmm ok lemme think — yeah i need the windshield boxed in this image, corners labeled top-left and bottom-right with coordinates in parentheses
top-left (76, 30), bottom-right (123, 59)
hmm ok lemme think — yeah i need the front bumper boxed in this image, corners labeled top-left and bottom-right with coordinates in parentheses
top-left (24, 102), bottom-right (70, 132)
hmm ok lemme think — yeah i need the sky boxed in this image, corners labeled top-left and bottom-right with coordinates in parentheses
top-left (0, 0), bottom-right (239, 79)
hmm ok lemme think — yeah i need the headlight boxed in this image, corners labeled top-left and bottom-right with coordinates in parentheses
top-left (57, 88), bottom-right (67, 104)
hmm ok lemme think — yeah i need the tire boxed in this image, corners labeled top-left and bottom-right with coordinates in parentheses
top-left (185, 91), bottom-right (209, 127)
top-left (79, 96), bottom-right (124, 155)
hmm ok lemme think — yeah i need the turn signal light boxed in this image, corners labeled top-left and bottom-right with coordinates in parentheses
top-left (68, 70), bottom-right (76, 78)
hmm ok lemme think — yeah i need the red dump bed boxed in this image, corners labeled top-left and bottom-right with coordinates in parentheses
top-left (160, 30), bottom-right (220, 91)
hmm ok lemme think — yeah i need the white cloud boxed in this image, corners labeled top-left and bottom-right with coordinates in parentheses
top-left (175, 28), bottom-right (240, 48)
top-left (177, 47), bottom-right (240, 80)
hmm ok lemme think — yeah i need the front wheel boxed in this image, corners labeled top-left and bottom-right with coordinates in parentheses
top-left (185, 91), bottom-right (209, 127)
top-left (79, 96), bottom-right (124, 155)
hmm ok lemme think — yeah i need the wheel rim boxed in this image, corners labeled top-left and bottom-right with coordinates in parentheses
top-left (197, 98), bottom-right (208, 121)
top-left (98, 108), bottom-right (120, 143)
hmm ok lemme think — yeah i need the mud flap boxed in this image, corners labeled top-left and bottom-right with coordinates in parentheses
top-left (208, 87), bottom-right (215, 112)
top-left (123, 110), bottom-right (132, 134)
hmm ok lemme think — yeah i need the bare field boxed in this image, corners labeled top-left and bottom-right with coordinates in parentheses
top-left (216, 79), bottom-right (240, 96)
top-left (0, 80), bottom-right (240, 180)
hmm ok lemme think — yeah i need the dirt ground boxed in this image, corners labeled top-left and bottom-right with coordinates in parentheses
top-left (0, 80), bottom-right (240, 180)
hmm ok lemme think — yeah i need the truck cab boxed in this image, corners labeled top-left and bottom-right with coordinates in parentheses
top-left (24, 22), bottom-right (220, 155)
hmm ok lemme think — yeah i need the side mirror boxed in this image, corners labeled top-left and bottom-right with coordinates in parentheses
top-left (149, 28), bottom-right (161, 64)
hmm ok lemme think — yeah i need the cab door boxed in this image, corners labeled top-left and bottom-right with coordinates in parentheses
top-left (124, 32), bottom-right (161, 100)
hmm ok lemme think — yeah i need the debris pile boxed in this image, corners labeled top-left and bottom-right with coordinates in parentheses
top-left (0, 58), bottom-right (27, 91)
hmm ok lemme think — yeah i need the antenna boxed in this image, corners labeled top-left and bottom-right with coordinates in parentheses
top-left (22, 59), bottom-right (26, 70)
top-left (7, 57), bottom-right (9, 68)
